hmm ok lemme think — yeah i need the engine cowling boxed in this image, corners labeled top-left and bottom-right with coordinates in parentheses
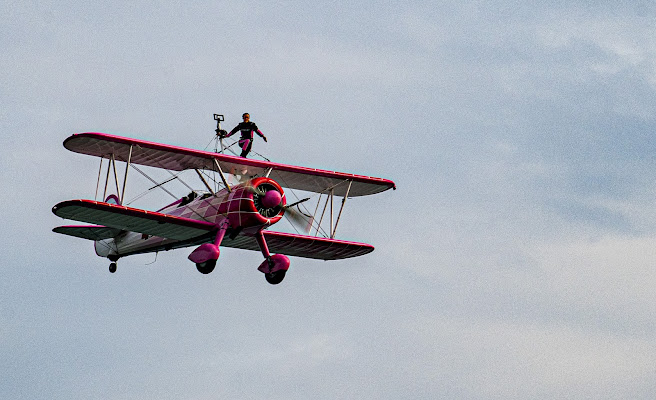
top-left (220, 177), bottom-right (286, 229)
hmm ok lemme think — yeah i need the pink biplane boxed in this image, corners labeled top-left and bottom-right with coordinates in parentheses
top-left (52, 131), bottom-right (395, 284)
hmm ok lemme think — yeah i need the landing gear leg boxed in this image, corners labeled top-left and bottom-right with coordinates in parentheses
top-left (188, 221), bottom-right (229, 274)
top-left (255, 231), bottom-right (290, 285)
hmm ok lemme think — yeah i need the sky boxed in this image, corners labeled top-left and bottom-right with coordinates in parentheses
top-left (2, 1), bottom-right (656, 398)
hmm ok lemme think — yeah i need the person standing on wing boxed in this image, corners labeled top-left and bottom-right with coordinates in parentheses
top-left (224, 113), bottom-right (267, 158)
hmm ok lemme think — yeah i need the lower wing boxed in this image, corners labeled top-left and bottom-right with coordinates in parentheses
top-left (52, 200), bottom-right (373, 260)
top-left (223, 231), bottom-right (374, 260)
top-left (52, 199), bottom-right (216, 240)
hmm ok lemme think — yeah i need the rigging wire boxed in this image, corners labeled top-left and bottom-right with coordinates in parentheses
top-left (206, 129), bottom-right (324, 235)
top-left (203, 137), bottom-right (216, 151)
top-left (125, 164), bottom-right (179, 204)
top-left (124, 164), bottom-right (212, 222)
top-left (165, 168), bottom-right (195, 192)
top-left (119, 131), bottom-right (342, 238)
top-left (221, 140), bottom-right (240, 156)
top-left (274, 175), bottom-right (349, 238)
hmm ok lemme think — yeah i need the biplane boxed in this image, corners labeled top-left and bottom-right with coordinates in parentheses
top-left (52, 126), bottom-right (395, 285)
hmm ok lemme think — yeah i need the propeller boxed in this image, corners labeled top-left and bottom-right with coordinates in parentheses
top-left (244, 180), bottom-right (313, 233)
top-left (243, 181), bottom-right (267, 196)
top-left (282, 198), bottom-right (312, 234)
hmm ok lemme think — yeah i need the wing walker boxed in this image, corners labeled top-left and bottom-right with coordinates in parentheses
top-left (52, 115), bottom-right (396, 285)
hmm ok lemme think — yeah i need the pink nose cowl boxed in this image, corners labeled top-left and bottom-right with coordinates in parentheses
top-left (261, 190), bottom-right (282, 208)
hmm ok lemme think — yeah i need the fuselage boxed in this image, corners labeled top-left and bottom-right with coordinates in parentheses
top-left (95, 177), bottom-right (286, 258)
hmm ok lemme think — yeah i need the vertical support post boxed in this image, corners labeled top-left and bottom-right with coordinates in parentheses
top-left (213, 159), bottom-right (232, 193)
top-left (331, 180), bottom-right (352, 239)
top-left (95, 157), bottom-right (104, 201)
top-left (103, 154), bottom-right (113, 200)
top-left (309, 193), bottom-right (322, 234)
top-left (111, 154), bottom-right (120, 201)
top-left (315, 194), bottom-right (329, 237)
top-left (120, 145), bottom-right (133, 205)
top-left (329, 188), bottom-right (334, 238)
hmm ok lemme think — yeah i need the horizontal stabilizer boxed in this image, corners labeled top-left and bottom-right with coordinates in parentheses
top-left (222, 231), bottom-right (374, 260)
top-left (53, 225), bottom-right (123, 240)
top-left (52, 199), bottom-right (216, 240)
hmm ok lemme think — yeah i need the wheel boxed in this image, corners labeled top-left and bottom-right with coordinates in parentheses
top-left (196, 259), bottom-right (217, 274)
top-left (109, 263), bottom-right (117, 273)
top-left (265, 269), bottom-right (286, 285)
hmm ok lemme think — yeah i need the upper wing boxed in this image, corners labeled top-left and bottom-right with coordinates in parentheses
top-left (53, 225), bottom-right (123, 240)
top-left (52, 199), bottom-right (216, 240)
top-left (63, 132), bottom-right (395, 197)
top-left (221, 231), bottom-right (374, 260)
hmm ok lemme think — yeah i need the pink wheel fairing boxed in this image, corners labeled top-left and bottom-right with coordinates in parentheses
top-left (188, 243), bottom-right (220, 263)
top-left (257, 254), bottom-right (291, 274)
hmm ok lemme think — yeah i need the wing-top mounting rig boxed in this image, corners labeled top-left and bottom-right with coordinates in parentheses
top-left (52, 115), bottom-right (396, 284)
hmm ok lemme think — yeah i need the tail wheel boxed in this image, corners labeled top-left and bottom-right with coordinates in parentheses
top-left (265, 269), bottom-right (286, 285)
top-left (196, 259), bottom-right (217, 274)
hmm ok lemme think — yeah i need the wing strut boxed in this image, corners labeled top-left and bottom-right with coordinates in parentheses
top-left (213, 159), bottom-right (232, 193)
top-left (94, 147), bottom-right (133, 205)
top-left (194, 169), bottom-right (215, 195)
top-left (330, 188), bottom-right (334, 238)
top-left (102, 153), bottom-right (114, 200)
top-left (95, 157), bottom-right (104, 200)
top-left (111, 153), bottom-right (120, 201)
top-left (99, 153), bottom-right (120, 201)
top-left (315, 191), bottom-right (330, 237)
top-left (331, 180), bottom-right (352, 239)
top-left (120, 145), bottom-right (133, 205)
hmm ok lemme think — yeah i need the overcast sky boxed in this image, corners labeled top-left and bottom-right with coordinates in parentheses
top-left (3, 1), bottom-right (656, 399)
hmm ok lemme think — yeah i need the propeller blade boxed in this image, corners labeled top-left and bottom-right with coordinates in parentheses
top-left (242, 180), bottom-right (266, 196)
top-left (285, 206), bottom-right (312, 234)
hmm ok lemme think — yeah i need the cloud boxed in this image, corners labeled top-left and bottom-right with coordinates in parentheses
top-left (414, 316), bottom-right (656, 399)
top-left (4, 1), bottom-right (656, 399)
